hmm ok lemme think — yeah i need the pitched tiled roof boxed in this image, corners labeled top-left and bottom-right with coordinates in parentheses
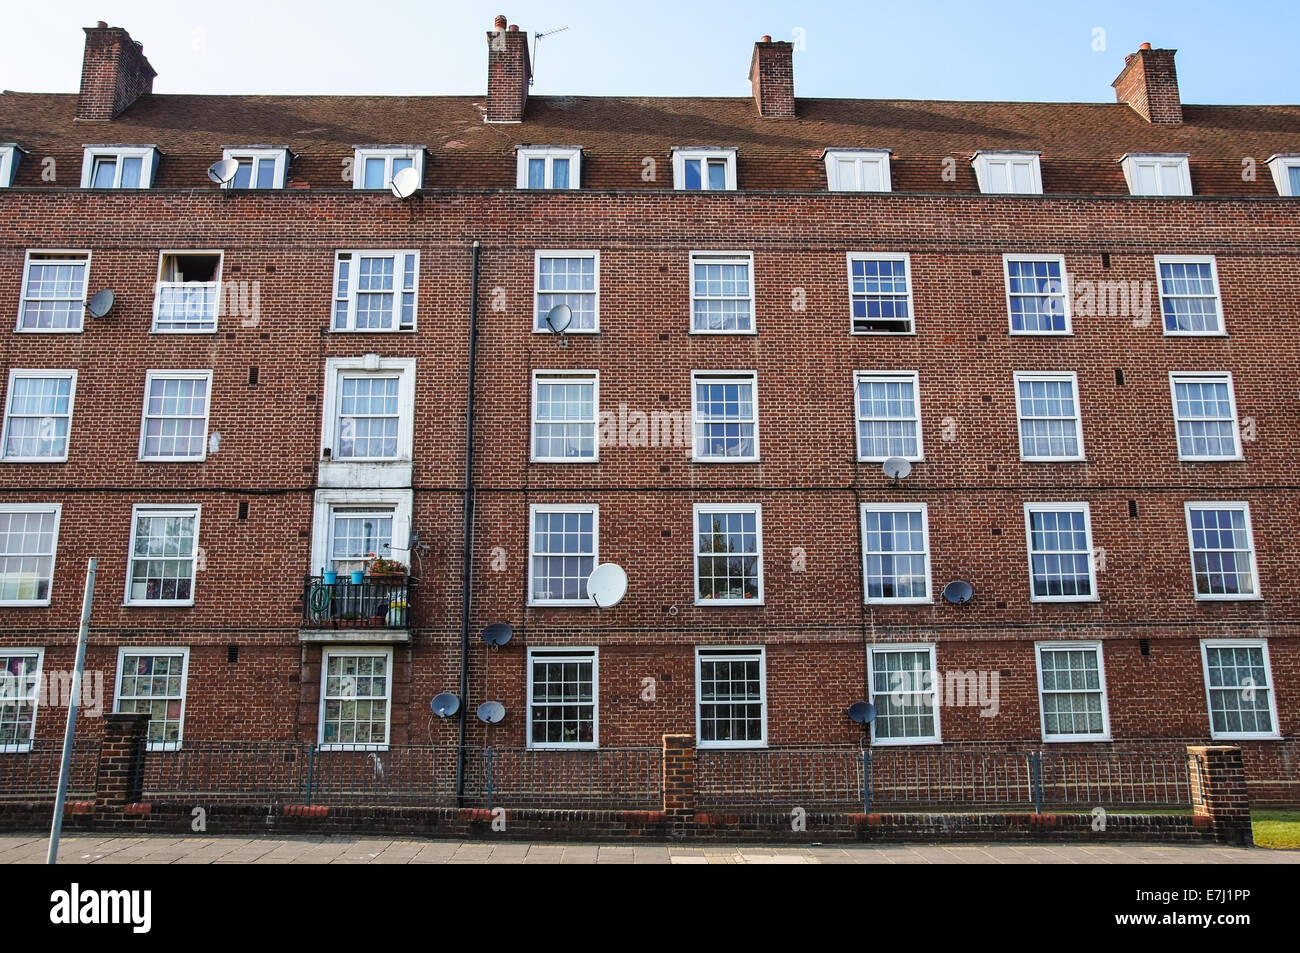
top-left (2, 91), bottom-right (1299, 194)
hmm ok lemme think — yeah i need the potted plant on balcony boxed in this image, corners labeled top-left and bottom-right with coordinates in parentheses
top-left (367, 555), bottom-right (408, 582)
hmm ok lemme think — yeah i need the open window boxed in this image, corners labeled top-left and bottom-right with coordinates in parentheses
top-left (154, 252), bottom-right (223, 333)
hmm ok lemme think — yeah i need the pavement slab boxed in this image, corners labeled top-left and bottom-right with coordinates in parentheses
top-left (2, 833), bottom-right (1294, 864)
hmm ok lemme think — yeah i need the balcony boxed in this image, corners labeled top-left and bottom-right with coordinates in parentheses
top-left (154, 281), bottom-right (219, 332)
top-left (300, 574), bottom-right (415, 642)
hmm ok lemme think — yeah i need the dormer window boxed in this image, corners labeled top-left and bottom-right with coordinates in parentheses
top-left (0, 144), bottom-right (22, 187)
top-left (1266, 154), bottom-right (1300, 197)
top-left (824, 149), bottom-right (892, 192)
top-left (80, 146), bottom-right (159, 189)
top-left (517, 146), bottom-right (581, 189)
top-left (352, 147), bottom-right (424, 191)
top-left (220, 147), bottom-right (289, 189)
top-left (672, 148), bottom-right (737, 191)
top-left (1120, 154), bottom-right (1192, 196)
top-left (972, 151), bottom-right (1042, 194)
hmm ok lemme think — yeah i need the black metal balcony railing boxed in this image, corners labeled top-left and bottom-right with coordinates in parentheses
top-left (301, 575), bottom-right (415, 630)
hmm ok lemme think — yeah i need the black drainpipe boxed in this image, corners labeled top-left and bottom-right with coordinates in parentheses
top-left (455, 240), bottom-right (481, 805)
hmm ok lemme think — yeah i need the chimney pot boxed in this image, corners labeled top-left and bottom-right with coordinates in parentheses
top-left (761, 34), bottom-right (771, 42)
top-left (493, 14), bottom-right (507, 29)
top-left (77, 22), bottom-right (157, 120)
top-left (749, 38), bottom-right (795, 118)
top-left (509, 24), bottom-right (518, 31)
top-left (1112, 45), bottom-right (1182, 125)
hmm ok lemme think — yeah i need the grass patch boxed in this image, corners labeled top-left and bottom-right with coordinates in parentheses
top-left (1252, 810), bottom-right (1300, 849)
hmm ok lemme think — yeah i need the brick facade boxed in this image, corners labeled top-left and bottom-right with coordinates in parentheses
top-left (0, 19), bottom-right (1296, 808)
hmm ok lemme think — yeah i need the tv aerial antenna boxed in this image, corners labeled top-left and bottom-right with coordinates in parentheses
top-left (530, 26), bottom-right (570, 86)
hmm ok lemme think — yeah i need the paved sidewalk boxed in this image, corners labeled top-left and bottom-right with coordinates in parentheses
top-left (2, 834), bottom-right (1297, 864)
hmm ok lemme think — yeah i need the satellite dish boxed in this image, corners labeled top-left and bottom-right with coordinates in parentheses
top-left (390, 165), bottom-right (421, 199)
top-left (476, 701), bottom-right (505, 725)
top-left (481, 622), bottom-right (513, 648)
top-left (882, 456), bottom-right (912, 481)
top-left (86, 289), bottom-right (115, 318)
top-left (545, 303), bottom-right (572, 334)
top-left (207, 158), bottom-right (239, 185)
top-left (431, 692), bottom-right (460, 718)
top-left (586, 563), bottom-right (627, 609)
top-left (942, 580), bottom-right (974, 605)
top-left (847, 702), bottom-right (877, 725)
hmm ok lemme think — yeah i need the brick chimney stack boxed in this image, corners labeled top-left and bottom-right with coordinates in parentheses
top-left (76, 22), bottom-right (157, 121)
top-left (485, 14), bottom-right (531, 123)
top-left (749, 36), bottom-right (795, 119)
top-left (1112, 43), bottom-right (1182, 125)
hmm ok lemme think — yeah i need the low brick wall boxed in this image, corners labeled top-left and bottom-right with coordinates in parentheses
top-left (0, 726), bottom-right (1255, 845)
top-left (0, 798), bottom-right (1217, 843)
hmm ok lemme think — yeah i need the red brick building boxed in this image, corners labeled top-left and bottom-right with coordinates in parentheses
top-left (0, 18), bottom-right (1296, 803)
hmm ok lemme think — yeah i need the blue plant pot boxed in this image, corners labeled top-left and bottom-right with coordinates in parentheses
top-left (350, 570), bottom-right (365, 585)
top-left (322, 570), bottom-right (338, 585)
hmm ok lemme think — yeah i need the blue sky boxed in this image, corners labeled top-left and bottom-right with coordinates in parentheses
top-left (2, 0), bottom-right (1296, 104)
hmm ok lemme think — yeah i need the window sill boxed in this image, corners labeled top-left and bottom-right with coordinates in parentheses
top-left (1208, 733), bottom-right (1281, 742)
top-left (530, 457), bottom-right (600, 464)
top-left (1163, 331), bottom-right (1228, 338)
top-left (139, 456), bottom-right (208, 464)
top-left (150, 328), bottom-right (218, 335)
top-left (527, 601), bottom-right (597, 609)
top-left (864, 599), bottom-right (933, 606)
top-left (851, 329), bottom-right (918, 337)
top-left (1177, 455), bottom-right (1244, 463)
top-left (13, 328), bottom-right (84, 334)
top-left (1042, 734), bottom-right (1112, 743)
top-left (0, 600), bottom-right (52, 608)
top-left (697, 741), bottom-right (767, 750)
top-left (526, 743), bottom-right (600, 751)
top-left (122, 601), bottom-right (196, 608)
top-left (0, 457), bottom-right (68, 464)
top-left (689, 328), bottom-right (758, 336)
top-left (1020, 457), bottom-right (1088, 464)
top-left (317, 743), bottom-right (392, 751)
top-left (1194, 594), bottom-right (1263, 602)
top-left (531, 328), bottom-right (600, 335)
top-left (691, 457), bottom-right (761, 464)
top-left (870, 737), bottom-right (942, 747)
top-left (1008, 329), bottom-right (1073, 337)
top-left (1029, 596), bottom-right (1100, 604)
top-left (330, 328), bottom-right (417, 334)
top-left (695, 599), bottom-right (765, 607)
